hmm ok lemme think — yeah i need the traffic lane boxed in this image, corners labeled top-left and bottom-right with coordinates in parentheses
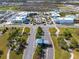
top-left (42, 26), bottom-right (53, 59)
top-left (23, 26), bottom-right (36, 59)
top-left (23, 26), bottom-right (37, 59)
top-left (45, 28), bottom-right (53, 59)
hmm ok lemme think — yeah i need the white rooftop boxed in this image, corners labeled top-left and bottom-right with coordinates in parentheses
top-left (55, 15), bottom-right (76, 20)
top-left (51, 11), bottom-right (60, 16)
top-left (5, 21), bottom-right (12, 24)
top-left (18, 12), bottom-right (28, 16)
top-left (12, 15), bottom-right (26, 21)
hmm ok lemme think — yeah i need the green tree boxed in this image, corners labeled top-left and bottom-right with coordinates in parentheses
top-left (36, 27), bottom-right (44, 38)
top-left (58, 37), bottom-right (69, 51)
top-left (63, 29), bottom-right (72, 40)
top-left (69, 39), bottom-right (78, 49)
top-left (0, 50), bottom-right (3, 57)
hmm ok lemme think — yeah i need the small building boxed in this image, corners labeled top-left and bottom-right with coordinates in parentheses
top-left (11, 15), bottom-right (29, 24)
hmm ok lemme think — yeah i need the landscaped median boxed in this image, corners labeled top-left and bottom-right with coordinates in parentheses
top-left (33, 45), bottom-right (43, 59)
top-left (33, 27), bottom-right (44, 59)
top-left (49, 28), bottom-right (79, 59)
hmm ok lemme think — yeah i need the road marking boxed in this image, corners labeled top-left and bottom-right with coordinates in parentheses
top-left (46, 48), bottom-right (48, 59)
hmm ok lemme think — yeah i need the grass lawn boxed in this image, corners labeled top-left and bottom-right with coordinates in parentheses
top-left (73, 50), bottom-right (79, 59)
top-left (0, 27), bottom-right (19, 59)
top-left (49, 28), bottom-right (70, 59)
top-left (33, 46), bottom-right (41, 59)
top-left (0, 6), bottom-right (19, 11)
top-left (10, 27), bottom-right (30, 59)
top-left (10, 51), bottom-right (22, 59)
top-left (59, 11), bottom-right (79, 17)
top-left (59, 28), bottom-right (79, 44)
top-left (0, 30), bottom-right (9, 59)
top-left (58, 28), bottom-right (79, 59)
top-left (33, 27), bottom-right (44, 59)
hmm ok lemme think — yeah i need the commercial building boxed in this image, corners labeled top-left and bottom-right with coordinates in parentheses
top-left (6, 12), bottom-right (29, 24)
top-left (12, 15), bottom-right (27, 23)
top-left (52, 15), bottom-right (76, 24)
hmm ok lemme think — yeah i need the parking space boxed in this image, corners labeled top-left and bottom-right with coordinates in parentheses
top-left (0, 11), bottom-right (78, 26)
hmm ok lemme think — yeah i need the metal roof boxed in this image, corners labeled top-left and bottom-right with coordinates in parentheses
top-left (51, 11), bottom-right (60, 17)
top-left (53, 15), bottom-right (75, 24)
top-left (12, 15), bottom-right (27, 21)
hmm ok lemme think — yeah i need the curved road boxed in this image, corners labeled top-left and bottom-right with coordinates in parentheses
top-left (23, 25), bottom-right (38, 59)
top-left (41, 26), bottom-right (54, 59)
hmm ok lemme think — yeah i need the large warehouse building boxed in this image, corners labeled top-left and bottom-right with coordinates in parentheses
top-left (6, 12), bottom-right (29, 24)
top-left (52, 15), bottom-right (76, 24)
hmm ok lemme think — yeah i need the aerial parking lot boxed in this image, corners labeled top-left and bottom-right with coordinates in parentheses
top-left (0, 10), bottom-right (79, 25)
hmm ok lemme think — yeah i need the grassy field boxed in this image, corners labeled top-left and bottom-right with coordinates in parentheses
top-left (59, 11), bottom-right (79, 16)
top-left (49, 28), bottom-right (70, 59)
top-left (61, 28), bottom-right (79, 59)
top-left (0, 27), bottom-right (19, 59)
top-left (52, 28), bottom-right (79, 59)
top-left (10, 27), bottom-right (30, 59)
top-left (10, 51), bottom-right (22, 59)
top-left (59, 28), bottom-right (79, 45)
top-left (0, 29), bottom-right (9, 59)
top-left (0, 6), bottom-right (20, 11)
top-left (73, 50), bottom-right (79, 59)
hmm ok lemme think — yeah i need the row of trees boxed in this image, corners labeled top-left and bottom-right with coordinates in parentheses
top-left (7, 28), bottom-right (28, 55)
top-left (1, 27), bottom-right (8, 34)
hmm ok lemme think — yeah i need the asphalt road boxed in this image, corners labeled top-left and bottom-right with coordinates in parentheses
top-left (1, 24), bottom-right (79, 28)
top-left (1, 24), bottom-right (79, 59)
top-left (23, 25), bottom-right (38, 59)
top-left (41, 26), bottom-right (54, 59)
